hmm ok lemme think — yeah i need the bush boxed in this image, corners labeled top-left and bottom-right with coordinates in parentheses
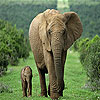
top-left (0, 20), bottom-right (29, 76)
top-left (78, 38), bottom-right (90, 65)
top-left (72, 38), bottom-right (89, 52)
top-left (79, 35), bottom-right (100, 90)
top-left (72, 39), bottom-right (80, 52)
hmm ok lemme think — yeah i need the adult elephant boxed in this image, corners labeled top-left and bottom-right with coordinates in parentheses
top-left (29, 9), bottom-right (83, 99)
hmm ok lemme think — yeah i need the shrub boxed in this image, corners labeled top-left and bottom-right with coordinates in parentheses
top-left (79, 35), bottom-right (100, 90)
top-left (0, 20), bottom-right (29, 76)
top-left (78, 38), bottom-right (90, 65)
top-left (72, 39), bottom-right (80, 52)
top-left (72, 38), bottom-right (89, 52)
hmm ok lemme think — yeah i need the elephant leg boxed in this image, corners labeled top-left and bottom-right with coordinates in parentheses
top-left (43, 48), bottom-right (63, 99)
top-left (22, 80), bottom-right (27, 97)
top-left (45, 53), bottom-right (59, 99)
top-left (27, 80), bottom-right (32, 97)
top-left (37, 67), bottom-right (47, 97)
top-left (48, 63), bottom-right (59, 99)
top-left (48, 82), bottom-right (60, 98)
top-left (49, 51), bottom-right (66, 98)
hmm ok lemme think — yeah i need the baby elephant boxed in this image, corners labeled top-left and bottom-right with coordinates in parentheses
top-left (21, 66), bottom-right (32, 97)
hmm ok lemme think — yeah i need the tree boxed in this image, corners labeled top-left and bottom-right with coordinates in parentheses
top-left (0, 20), bottom-right (29, 76)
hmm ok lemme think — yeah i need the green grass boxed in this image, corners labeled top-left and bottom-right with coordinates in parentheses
top-left (0, 51), bottom-right (100, 100)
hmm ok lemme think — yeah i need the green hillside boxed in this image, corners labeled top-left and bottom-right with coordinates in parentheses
top-left (57, 0), bottom-right (70, 13)
top-left (0, 0), bottom-right (56, 5)
top-left (68, 0), bottom-right (100, 5)
top-left (0, 0), bottom-right (100, 38)
top-left (0, 0), bottom-right (57, 35)
top-left (68, 0), bottom-right (100, 38)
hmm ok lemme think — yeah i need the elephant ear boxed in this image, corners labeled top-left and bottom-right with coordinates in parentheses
top-left (39, 13), bottom-right (51, 51)
top-left (63, 12), bottom-right (83, 51)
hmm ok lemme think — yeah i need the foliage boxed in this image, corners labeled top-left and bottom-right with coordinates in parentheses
top-left (68, 0), bottom-right (100, 38)
top-left (68, 0), bottom-right (100, 6)
top-left (78, 38), bottom-right (90, 66)
top-left (0, 20), bottom-right (29, 76)
top-left (83, 36), bottom-right (100, 90)
top-left (57, 0), bottom-right (70, 13)
top-left (76, 35), bottom-right (100, 90)
top-left (72, 39), bottom-right (80, 52)
top-left (0, 0), bottom-right (57, 36)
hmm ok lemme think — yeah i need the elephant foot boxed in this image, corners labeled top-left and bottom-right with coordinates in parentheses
top-left (50, 92), bottom-right (59, 100)
top-left (50, 91), bottom-right (63, 99)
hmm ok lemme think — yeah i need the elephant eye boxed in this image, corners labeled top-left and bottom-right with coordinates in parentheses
top-left (48, 29), bottom-right (52, 34)
top-left (62, 29), bottom-right (66, 35)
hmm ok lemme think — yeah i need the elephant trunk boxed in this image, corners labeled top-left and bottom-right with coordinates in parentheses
top-left (52, 42), bottom-right (63, 90)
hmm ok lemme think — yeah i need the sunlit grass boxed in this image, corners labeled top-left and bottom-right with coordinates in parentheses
top-left (0, 51), bottom-right (100, 100)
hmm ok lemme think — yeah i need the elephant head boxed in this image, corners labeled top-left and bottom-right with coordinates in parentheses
top-left (39, 9), bottom-right (83, 90)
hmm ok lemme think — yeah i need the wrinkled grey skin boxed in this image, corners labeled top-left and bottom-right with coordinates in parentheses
top-left (21, 66), bottom-right (32, 97)
top-left (29, 9), bottom-right (83, 99)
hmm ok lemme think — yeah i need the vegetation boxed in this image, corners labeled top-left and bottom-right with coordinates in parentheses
top-left (0, 52), bottom-right (100, 100)
top-left (68, 0), bottom-right (100, 38)
top-left (0, 0), bottom-right (57, 35)
top-left (57, 0), bottom-right (70, 13)
top-left (73, 35), bottom-right (100, 90)
top-left (68, 0), bottom-right (100, 6)
top-left (0, 20), bottom-right (29, 76)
